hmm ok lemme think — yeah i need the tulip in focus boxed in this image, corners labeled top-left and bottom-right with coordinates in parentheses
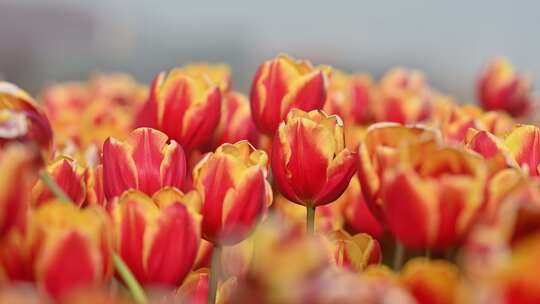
top-left (478, 58), bottom-right (534, 117)
top-left (271, 109), bottom-right (357, 232)
top-left (250, 54), bottom-right (330, 135)
top-left (112, 188), bottom-right (201, 286)
top-left (102, 128), bottom-right (186, 200)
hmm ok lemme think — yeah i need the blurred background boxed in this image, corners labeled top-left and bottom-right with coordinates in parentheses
top-left (1, 0), bottom-right (539, 101)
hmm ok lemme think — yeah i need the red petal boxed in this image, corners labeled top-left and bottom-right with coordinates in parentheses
top-left (102, 138), bottom-right (138, 200)
top-left (315, 150), bottom-right (358, 205)
top-left (129, 128), bottom-right (167, 196)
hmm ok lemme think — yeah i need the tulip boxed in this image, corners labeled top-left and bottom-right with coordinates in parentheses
top-left (250, 54), bottom-right (330, 135)
top-left (504, 124), bottom-right (540, 176)
top-left (134, 68), bottom-right (221, 151)
top-left (329, 230), bottom-right (381, 272)
top-left (381, 140), bottom-right (488, 250)
top-left (371, 68), bottom-right (432, 124)
top-left (193, 140), bottom-right (272, 245)
top-left (87, 73), bottom-right (148, 108)
top-left (357, 123), bottom-right (438, 221)
top-left (209, 91), bottom-right (260, 150)
top-left (32, 157), bottom-right (86, 207)
top-left (400, 258), bottom-right (460, 304)
top-left (28, 201), bottom-right (113, 299)
top-left (102, 128), bottom-right (186, 200)
top-left (179, 63), bottom-right (232, 93)
top-left (478, 58), bottom-right (533, 117)
top-left (271, 109), bottom-right (357, 233)
top-left (0, 144), bottom-right (40, 239)
top-left (0, 82), bottom-right (53, 154)
top-left (111, 188), bottom-right (201, 286)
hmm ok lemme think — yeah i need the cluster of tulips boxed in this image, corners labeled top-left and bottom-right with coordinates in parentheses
top-left (1, 54), bottom-right (540, 303)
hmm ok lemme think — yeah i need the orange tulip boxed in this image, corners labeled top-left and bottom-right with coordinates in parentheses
top-left (271, 109), bottom-right (357, 207)
top-left (193, 140), bottom-right (272, 245)
top-left (250, 54), bottom-right (330, 135)
top-left (478, 58), bottom-right (533, 117)
top-left (102, 128), bottom-right (186, 200)
top-left (111, 188), bottom-right (201, 286)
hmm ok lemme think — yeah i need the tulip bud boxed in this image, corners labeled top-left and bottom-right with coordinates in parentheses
top-left (193, 140), bottom-right (272, 245)
top-left (329, 230), bottom-right (381, 272)
top-left (134, 68), bottom-right (221, 151)
top-left (478, 58), bottom-right (533, 117)
top-left (32, 157), bottom-right (86, 207)
top-left (381, 141), bottom-right (488, 249)
top-left (272, 109), bottom-right (357, 207)
top-left (28, 202), bottom-right (113, 299)
top-left (0, 82), bottom-right (53, 155)
top-left (250, 54), bottom-right (330, 135)
top-left (102, 128), bottom-right (186, 200)
top-left (112, 188), bottom-right (201, 286)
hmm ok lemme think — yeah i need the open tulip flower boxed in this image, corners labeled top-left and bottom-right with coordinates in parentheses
top-left (111, 188), bottom-right (201, 287)
top-left (272, 109), bottom-right (357, 233)
top-left (102, 128), bottom-right (186, 200)
top-left (250, 54), bottom-right (331, 136)
top-left (134, 68), bottom-right (222, 151)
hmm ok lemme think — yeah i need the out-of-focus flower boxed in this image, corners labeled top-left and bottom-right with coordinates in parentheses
top-left (381, 141), bottom-right (488, 249)
top-left (179, 63), bottom-right (232, 93)
top-left (478, 58), bottom-right (534, 117)
top-left (324, 70), bottom-right (373, 125)
top-left (400, 258), bottom-right (460, 304)
top-left (504, 124), bottom-right (540, 176)
top-left (111, 188), bottom-right (201, 286)
top-left (59, 287), bottom-right (135, 304)
top-left (221, 238), bottom-right (253, 279)
top-left (272, 109), bottom-right (357, 207)
top-left (209, 91), bottom-right (260, 150)
top-left (339, 176), bottom-right (384, 239)
top-left (371, 68), bottom-right (432, 124)
top-left (250, 54), bottom-right (330, 136)
top-left (0, 82), bottom-right (53, 155)
top-left (440, 104), bottom-right (486, 142)
top-left (32, 157), bottom-right (86, 207)
top-left (0, 144), bottom-right (40, 239)
top-left (193, 140), bottom-right (272, 245)
top-left (102, 128), bottom-right (186, 200)
top-left (134, 68), bottom-right (222, 151)
top-left (357, 123), bottom-right (438, 220)
top-left (87, 73), bottom-right (148, 108)
top-left (28, 202), bottom-right (113, 299)
top-left (329, 230), bottom-right (381, 272)
top-left (174, 269), bottom-right (236, 304)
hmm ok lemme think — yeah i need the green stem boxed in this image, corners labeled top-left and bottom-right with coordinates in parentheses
top-left (393, 242), bottom-right (405, 271)
top-left (113, 254), bottom-right (147, 303)
top-left (39, 170), bottom-right (147, 303)
top-left (39, 170), bottom-right (72, 202)
top-left (306, 206), bottom-right (316, 234)
top-left (208, 245), bottom-right (222, 304)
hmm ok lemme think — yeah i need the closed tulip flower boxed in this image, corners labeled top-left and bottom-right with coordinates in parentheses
top-left (329, 230), bottom-right (381, 272)
top-left (134, 68), bottom-right (221, 151)
top-left (112, 188), bottom-right (201, 286)
top-left (28, 201), bottom-right (113, 299)
top-left (193, 140), bottom-right (272, 245)
top-left (102, 128), bottom-right (186, 200)
top-left (250, 54), bottom-right (330, 135)
top-left (271, 109), bottom-right (357, 232)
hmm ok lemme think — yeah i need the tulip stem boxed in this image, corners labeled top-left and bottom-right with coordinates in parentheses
top-left (39, 170), bottom-right (72, 203)
top-left (208, 245), bottom-right (222, 304)
top-left (40, 170), bottom-right (148, 304)
top-left (306, 206), bottom-right (316, 234)
top-left (113, 254), bottom-right (147, 304)
top-left (393, 242), bottom-right (405, 271)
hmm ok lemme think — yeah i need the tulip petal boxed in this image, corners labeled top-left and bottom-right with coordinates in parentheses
top-left (282, 71), bottom-right (326, 116)
top-left (129, 128), bottom-right (167, 196)
top-left (315, 149), bottom-right (358, 205)
top-left (102, 137), bottom-right (138, 200)
top-left (505, 125), bottom-right (540, 176)
top-left (160, 141), bottom-right (187, 191)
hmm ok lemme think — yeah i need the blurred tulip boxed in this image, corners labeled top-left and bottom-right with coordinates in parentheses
top-left (272, 109), bottom-right (357, 208)
top-left (28, 202), bottom-right (113, 299)
top-left (221, 238), bottom-right (253, 279)
top-left (400, 258), bottom-right (460, 304)
top-left (175, 269), bottom-right (209, 304)
top-left (87, 73), bottom-right (148, 108)
top-left (478, 58), bottom-right (533, 117)
top-left (209, 91), bottom-right (260, 150)
top-left (0, 144), bottom-right (40, 239)
top-left (504, 124), bottom-right (540, 176)
top-left (357, 123), bottom-right (438, 220)
top-left (111, 188), bottom-right (201, 286)
top-left (329, 230), bottom-right (381, 272)
top-left (250, 54), bottom-right (330, 135)
top-left (371, 68), bottom-right (432, 124)
top-left (134, 68), bottom-right (221, 151)
top-left (381, 141), bottom-right (488, 249)
top-left (32, 157), bottom-right (86, 207)
top-left (0, 82), bottom-right (53, 154)
top-left (102, 128), bottom-right (186, 200)
top-left (324, 70), bottom-right (373, 125)
top-left (179, 63), bottom-right (232, 93)
top-left (193, 140), bottom-right (272, 245)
